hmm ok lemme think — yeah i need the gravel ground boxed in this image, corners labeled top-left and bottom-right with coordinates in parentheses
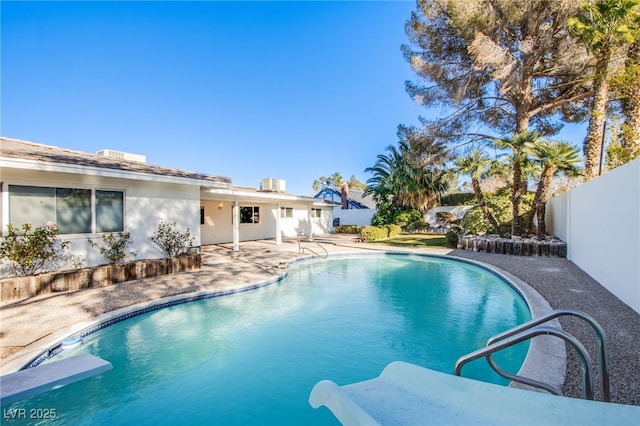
top-left (451, 250), bottom-right (640, 406)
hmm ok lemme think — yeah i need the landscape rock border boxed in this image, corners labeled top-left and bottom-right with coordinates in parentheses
top-left (458, 235), bottom-right (567, 258)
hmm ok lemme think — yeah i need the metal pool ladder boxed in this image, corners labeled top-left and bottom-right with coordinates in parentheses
top-left (297, 232), bottom-right (328, 259)
top-left (454, 308), bottom-right (610, 401)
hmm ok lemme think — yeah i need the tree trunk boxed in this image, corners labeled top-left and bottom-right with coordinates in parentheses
top-left (472, 178), bottom-right (504, 236)
top-left (584, 53), bottom-right (612, 180)
top-left (511, 117), bottom-right (530, 237)
top-left (526, 166), bottom-right (553, 234)
top-left (510, 161), bottom-right (523, 236)
top-left (535, 167), bottom-right (554, 240)
top-left (622, 40), bottom-right (640, 158)
top-left (536, 202), bottom-right (548, 240)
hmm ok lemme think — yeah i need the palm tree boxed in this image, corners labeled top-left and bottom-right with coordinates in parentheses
top-left (612, 37), bottom-right (640, 162)
top-left (364, 144), bottom-right (402, 209)
top-left (364, 140), bottom-right (448, 214)
top-left (527, 141), bottom-right (582, 239)
top-left (454, 150), bottom-right (504, 236)
top-left (493, 132), bottom-right (538, 236)
top-left (569, 0), bottom-right (640, 180)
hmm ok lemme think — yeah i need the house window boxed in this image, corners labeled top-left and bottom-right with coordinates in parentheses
top-left (8, 185), bottom-right (55, 229)
top-left (96, 190), bottom-right (124, 233)
top-left (280, 207), bottom-right (293, 218)
top-left (200, 206), bottom-right (205, 225)
top-left (8, 185), bottom-right (124, 234)
top-left (240, 206), bottom-right (260, 224)
top-left (312, 208), bottom-right (322, 218)
top-left (56, 188), bottom-right (92, 234)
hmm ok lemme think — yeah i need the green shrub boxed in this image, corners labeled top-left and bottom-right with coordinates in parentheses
top-left (372, 206), bottom-right (425, 229)
top-left (360, 225), bottom-right (389, 241)
top-left (88, 231), bottom-right (137, 263)
top-left (386, 224), bottom-right (402, 237)
top-left (394, 208), bottom-right (422, 227)
top-left (441, 193), bottom-right (476, 206)
top-left (445, 227), bottom-right (462, 248)
top-left (459, 193), bottom-right (534, 235)
top-left (335, 225), bottom-right (362, 234)
top-left (0, 223), bottom-right (70, 276)
top-left (150, 221), bottom-right (195, 258)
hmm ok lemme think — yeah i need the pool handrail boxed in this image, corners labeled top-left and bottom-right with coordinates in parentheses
top-left (455, 325), bottom-right (595, 399)
top-left (297, 232), bottom-right (328, 259)
top-left (455, 308), bottom-right (610, 402)
top-left (486, 308), bottom-right (610, 401)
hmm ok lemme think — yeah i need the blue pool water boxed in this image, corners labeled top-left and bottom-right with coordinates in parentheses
top-left (8, 254), bottom-right (530, 425)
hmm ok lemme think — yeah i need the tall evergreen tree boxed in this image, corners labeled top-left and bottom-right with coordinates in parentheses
top-left (403, 0), bottom-right (592, 232)
top-left (403, 0), bottom-right (590, 152)
top-left (493, 132), bottom-right (538, 236)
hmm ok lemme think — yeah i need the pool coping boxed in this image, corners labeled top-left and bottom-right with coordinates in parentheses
top-left (1, 251), bottom-right (566, 394)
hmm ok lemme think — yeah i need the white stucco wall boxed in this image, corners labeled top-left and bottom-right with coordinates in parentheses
top-left (311, 208), bottom-right (333, 235)
top-left (200, 200), bottom-right (234, 244)
top-left (125, 180), bottom-right (200, 261)
top-left (1, 169), bottom-right (201, 269)
top-left (424, 206), bottom-right (473, 226)
top-left (333, 208), bottom-right (376, 227)
top-left (546, 159), bottom-right (640, 314)
top-left (200, 199), bottom-right (333, 245)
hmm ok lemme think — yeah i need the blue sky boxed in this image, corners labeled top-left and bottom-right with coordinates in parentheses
top-left (1, 1), bottom-right (585, 195)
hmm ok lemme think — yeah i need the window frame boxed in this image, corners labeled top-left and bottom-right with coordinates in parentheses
top-left (95, 189), bottom-right (125, 233)
top-left (7, 184), bottom-right (125, 235)
top-left (239, 205), bottom-right (260, 224)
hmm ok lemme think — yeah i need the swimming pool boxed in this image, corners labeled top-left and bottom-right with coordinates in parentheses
top-left (8, 253), bottom-right (531, 425)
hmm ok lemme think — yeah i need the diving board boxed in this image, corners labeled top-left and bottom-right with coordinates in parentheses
top-left (309, 361), bottom-right (640, 425)
top-left (1, 354), bottom-right (112, 406)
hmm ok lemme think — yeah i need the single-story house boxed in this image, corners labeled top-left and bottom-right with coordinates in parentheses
top-left (0, 137), bottom-right (335, 270)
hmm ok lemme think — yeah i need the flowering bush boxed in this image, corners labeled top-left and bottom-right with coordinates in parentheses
top-left (0, 222), bottom-right (71, 276)
top-left (88, 231), bottom-right (137, 263)
top-left (149, 221), bottom-right (195, 258)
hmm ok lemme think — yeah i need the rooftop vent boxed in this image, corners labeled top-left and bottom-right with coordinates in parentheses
top-left (96, 149), bottom-right (146, 163)
top-left (261, 178), bottom-right (286, 192)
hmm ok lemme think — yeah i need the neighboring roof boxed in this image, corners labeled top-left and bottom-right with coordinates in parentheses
top-left (0, 137), bottom-right (232, 185)
top-left (205, 184), bottom-right (336, 206)
top-left (313, 187), bottom-right (375, 209)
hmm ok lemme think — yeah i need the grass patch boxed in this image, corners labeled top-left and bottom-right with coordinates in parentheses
top-left (366, 233), bottom-right (448, 248)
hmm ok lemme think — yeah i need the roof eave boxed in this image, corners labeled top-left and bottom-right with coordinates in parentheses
top-left (0, 157), bottom-right (231, 188)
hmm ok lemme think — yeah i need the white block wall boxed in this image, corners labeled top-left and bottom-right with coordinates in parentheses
top-left (546, 159), bottom-right (640, 314)
top-left (333, 209), bottom-right (376, 227)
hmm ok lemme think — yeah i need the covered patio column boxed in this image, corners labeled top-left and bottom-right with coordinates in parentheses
top-left (232, 200), bottom-right (239, 251)
top-left (275, 203), bottom-right (282, 245)
top-left (307, 205), bottom-right (313, 240)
